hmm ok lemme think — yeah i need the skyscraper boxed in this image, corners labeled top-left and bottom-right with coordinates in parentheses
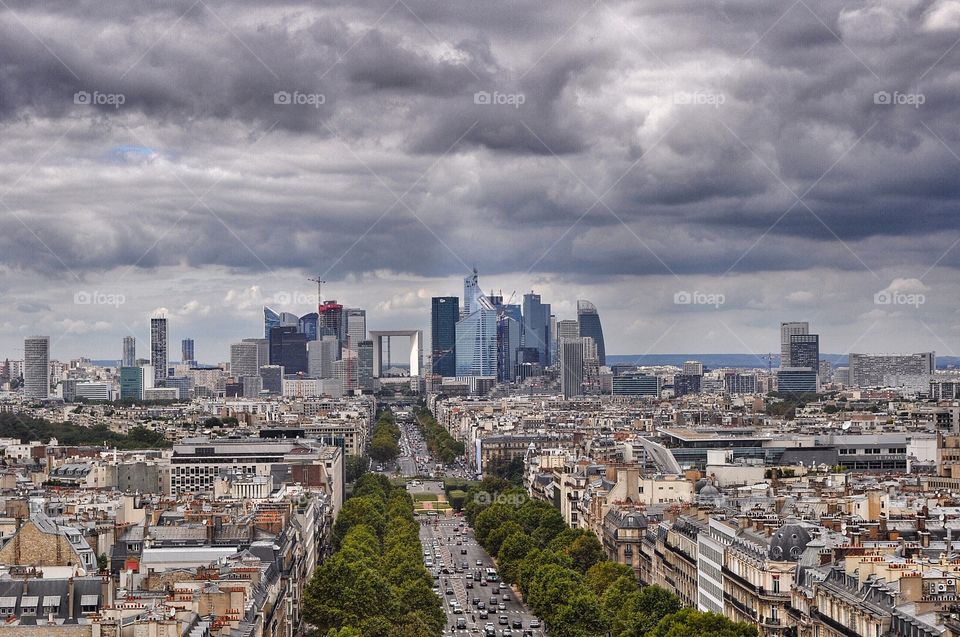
top-left (269, 326), bottom-right (308, 375)
top-left (431, 296), bottom-right (459, 377)
top-left (119, 366), bottom-right (145, 401)
top-left (122, 336), bottom-right (136, 367)
top-left (150, 317), bottom-right (168, 387)
top-left (496, 304), bottom-right (522, 383)
top-left (242, 338), bottom-right (269, 372)
top-left (345, 308), bottom-right (367, 351)
top-left (230, 341), bottom-right (260, 379)
top-left (463, 268), bottom-right (480, 316)
top-left (456, 306), bottom-right (498, 377)
top-left (789, 334), bottom-right (820, 371)
top-left (780, 321), bottom-right (809, 367)
top-left (522, 293), bottom-right (551, 365)
top-left (357, 340), bottom-right (374, 390)
top-left (298, 313), bottom-right (319, 342)
top-left (319, 300), bottom-right (344, 352)
top-left (560, 337), bottom-right (588, 399)
top-left (23, 336), bottom-right (50, 400)
top-left (264, 306), bottom-right (280, 339)
top-left (577, 300), bottom-right (606, 367)
top-left (181, 338), bottom-right (195, 364)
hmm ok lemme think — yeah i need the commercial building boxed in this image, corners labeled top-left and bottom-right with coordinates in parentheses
top-left (122, 335), bottom-right (136, 367)
top-left (522, 293), bottom-right (551, 366)
top-left (789, 333), bottom-right (819, 371)
top-left (613, 373), bottom-right (660, 396)
top-left (269, 325), bottom-right (308, 375)
top-left (150, 317), bottom-right (168, 387)
top-left (23, 336), bottom-right (50, 400)
top-left (848, 352), bottom-right (935, 392)
top-left (780, 321), bottom-right (809, 367)
top-left (120, 366), bottom-right (146, 400)
top-left (181, 338), bottom-right (195, 364)
top-left (777, 367), bottom-right (818, 393)
top-left (577, 300), bottom-right (606, 367)
top-left (456, 307), bottom-right (497, 377)
top-left (431, 296), bottom-right (459, 377)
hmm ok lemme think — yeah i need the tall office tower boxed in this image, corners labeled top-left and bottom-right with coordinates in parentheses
top-left (780, 321), bottom-right (809, 367)
top-left (23, 336), bottom-right (50, 400)
top-left (122, 336), bottom-right (136, 367)
top-left (242, 338), bottom-right (269, 371)
top-left (230, 341), bottom-right (261, 379)
top-left (344, 308), bottom-right (367, 350)
top-left (431, 296), bottom-right (460, 377)
top-left (150, 317), bottom-right (168, 387)
top-left (181, 338), bottom-right (195, 364)
top-left (557, 319), bottom-right (580, 343)
top-left (559, 337), bottom-right (588, 399)
top-left (463, 268), bottom-right (481, 316)
top-left (307, 336), bottom-right (338, 378)
top-left (522, 293), bottom-right (551, 365)
top-left (269, 326), bottom-right (308, 374)
top-left (298, 313), bottom-right (319, 342)
top-left (455, 306), bottom-right (498, 377)
top-left (119, 366), bottom-right (145, 401)
top-left (789, 334), bottom-right (820, 370)
top-left (577, 300), bottom-right (607, 367)
top-left (264, 306), bottom-right (280, 339)
top-left (496, 311), bottom-right (522, 383)
top-left (682, 360), bottom-right (704, 376)
top-left (319, 300), bottom-right (344, 352)
top-left (357, 340), bottom-right (374, 390)
top-left (259, 365), bottom-right (284, 394)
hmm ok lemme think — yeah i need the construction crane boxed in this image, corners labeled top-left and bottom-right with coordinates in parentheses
top-left (307, 276), bottom-right (325, 310)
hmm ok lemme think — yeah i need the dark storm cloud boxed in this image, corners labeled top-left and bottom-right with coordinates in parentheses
top-left (1, 0), bottom-right (960, 287)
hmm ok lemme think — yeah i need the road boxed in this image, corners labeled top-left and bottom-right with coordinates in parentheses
top-left (414, 483), bottom-right (544, 637)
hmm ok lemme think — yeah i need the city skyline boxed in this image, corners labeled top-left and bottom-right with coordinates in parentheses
top-left (1, 2), bottom-right (958, 361)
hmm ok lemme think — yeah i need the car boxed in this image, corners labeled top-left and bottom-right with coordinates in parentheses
top-left (502, 594), bottom-right (510, 601)
top-left (522, 631), bottom-right (533, 637)
top-left (466, 581), bottom-right (473, 589)
top-left (489, 597), bottom-right (498, 606)
top-left (480, 579), bottom-right (487, 586)
top-left (502, 630), bottom-right (513, 637)
top-left (446, 589), bottom-right (455, 596)
top-left (461, 548), bottom-right (468, 555)
top-left (484, 624), bottom-right (496, 637)
top-left (498, 616), bottom-right (509, 626)
top-left (498, 583), bottom-right (506, 591)
top-left (477, 602), bottom-right (485, 609)
top-left (479, 610), bottom-right (489, 620)
top-left (497, 603), bottom-right (506, 612)
top-left (456, 618), bottom-right (467, 630)
top-left (453, 606), bottom-right (463, 615)
top-left (473, 572), bottom-right (481, 581)
top-left (529, 620), bottom-right (540, 629)
top-left (456, 540), bottom-right (462, 545)
top-left (512, 620), bottom-right (522, 629)
top-left (472, 598), bottom-right (480, 607)
top-left (476, 560), bottom-right (483, 566)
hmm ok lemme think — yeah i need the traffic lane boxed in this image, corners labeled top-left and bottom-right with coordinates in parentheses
top-left (429, 519), bottom-right (543, 635)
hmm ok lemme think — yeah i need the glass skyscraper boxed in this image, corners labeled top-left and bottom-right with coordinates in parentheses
top-left (455, 307), bottom-right (497, 377)
top-left (431, 296), bottom-right (459, 377)
top-left (269, 326), bottom-right (308, 375)
top-left (577, 300), bottom-right (606, 367)
top-left (522, 293), bottom-right (551, 366)
top-left (122, 336), bottom-right (136, 367)
top-left (150, 317), bottom-right (168, 387)
top-left (181, 338), bottom-right (195, 364)
top-left (298, 312), bottom-right (319, 342)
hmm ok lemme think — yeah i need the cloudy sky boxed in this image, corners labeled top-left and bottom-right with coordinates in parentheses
top-left (2, 0), bottom-right (960, 362)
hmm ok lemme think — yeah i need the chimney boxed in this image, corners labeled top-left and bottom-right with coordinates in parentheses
top-left (67, 577), bottom-right (74, 620)
top-left (879, 513), bottom-right (888, 536)
top-left (921, 531), bottom-right (931, 548)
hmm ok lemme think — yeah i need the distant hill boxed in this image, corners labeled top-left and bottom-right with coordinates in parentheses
top-left (608, 354), bottom-right (960, 370)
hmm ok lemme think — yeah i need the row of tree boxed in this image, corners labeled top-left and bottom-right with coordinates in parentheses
top-left (464, 477), bottom-right (758, 637)
top-left (413, 407), bottom-right (464, 464)
top-left (0, 413), bottom-right (170, 449)
top-left (303, 473), bottom-right (445, 637)
top-left (369, 409), bottom-right (401, 463)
